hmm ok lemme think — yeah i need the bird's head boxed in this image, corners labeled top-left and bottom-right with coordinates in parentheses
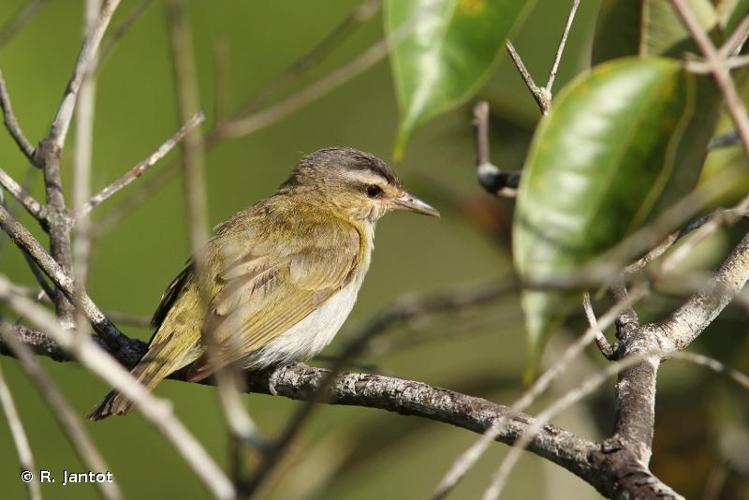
top-left (280, 147), bottom-right (439, 222)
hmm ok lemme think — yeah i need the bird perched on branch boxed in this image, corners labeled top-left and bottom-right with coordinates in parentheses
top-left (89, 147), bottom-right (439, 420)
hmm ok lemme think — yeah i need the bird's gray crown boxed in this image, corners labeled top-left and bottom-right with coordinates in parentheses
top-left (292, 147), bottom-right (402, 188)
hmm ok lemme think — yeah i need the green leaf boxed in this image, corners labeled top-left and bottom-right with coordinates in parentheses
top-left (385, 0), bottom-right (526, 159)
top-left (591, 0), bottom-right (719, 64)
top-left (591, 0), bottom-right (742, 227)
top-left (513, 58), bottom-right (695, 378)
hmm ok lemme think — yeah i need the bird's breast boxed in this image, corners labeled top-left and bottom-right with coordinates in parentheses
top-left (244, 245), bottom-right (372, 369)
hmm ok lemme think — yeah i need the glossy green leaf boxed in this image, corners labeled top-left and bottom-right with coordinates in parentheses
top-left (591, 0), bottom-right (749, 222)
top-left (513, 58), bottom-right (694, 377)
top-left (591, 0), bottom-right (718, 63)
top-left (385, 0), bottom-right (526, 159)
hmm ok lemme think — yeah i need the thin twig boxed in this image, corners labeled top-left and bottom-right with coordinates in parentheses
top-left (44, 0), bottom-right (121, 149)
top-left (234, 0), bottom-right (382, 114)
top-left (104, 310), bottom-right (151, 328)
top-left (213, 19), bottom-right (413, 141)
top-left (97, 0), bottom-right (154, 68)
top-left (0, 360), bottom-right (42, 500)
top-left (0, 279), bottom-right (236, 500)
top-left (75, 111), bottom-right (205, 220)
top-left (583, 292), bottom-right (614, 359)
top-left (719, 13), bottom-right (749, 57)
top-left (659, 202), bottom-right (749, 275)
top-left (670, 351), bottom-right (749, 390)
top-left (545, 0), bottom-right (581, 94)
top-left (0, 167), bottom-right (44, 221)
top-left (72, 0), bottom-right (101, 344)
top-left (504, 0), bottom-right (581, 114)
top-left (472, 101), bottom-right (519, 197)
top-left (0, 325), bottom-right (122, 500)
top-left (0, 69), bottom-right (35, 162)
top-left (504, 41), bottom-right (548, 113)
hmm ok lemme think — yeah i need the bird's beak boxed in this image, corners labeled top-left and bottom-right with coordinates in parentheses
top-left (392, 192), bottom-right (440, 217)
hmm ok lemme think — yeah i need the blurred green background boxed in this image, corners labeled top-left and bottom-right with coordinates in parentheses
top-left (0, 1), bottom-right (747, 499)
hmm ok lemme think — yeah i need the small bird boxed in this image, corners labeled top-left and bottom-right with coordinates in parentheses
top-left (89, 147), bottom-right (438, 420)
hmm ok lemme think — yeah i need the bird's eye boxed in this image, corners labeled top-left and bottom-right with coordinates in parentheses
top-left (365, 184), bottom-right (383, 198)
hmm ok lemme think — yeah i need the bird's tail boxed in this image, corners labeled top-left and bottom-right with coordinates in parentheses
top-left (88, 344), bottom-right (172, 421)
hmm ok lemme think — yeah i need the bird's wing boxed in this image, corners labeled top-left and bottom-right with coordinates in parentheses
top-left (184, 215), bottom-right (361, 381)
top-left (150, 262), bottom-right (193, 329)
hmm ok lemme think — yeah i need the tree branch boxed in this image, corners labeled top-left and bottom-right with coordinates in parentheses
top-left (74, 111), bottom-right (205, 221)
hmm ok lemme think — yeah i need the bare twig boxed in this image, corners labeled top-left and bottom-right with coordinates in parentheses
top-left (0, 280), bottom-right (235, 500)
top-left (719, 13), bottom-right (749, 57)
top-left (0, 69), bottom-right (35, 162)
top-left (583, 292), bottom-right (615, 359)
top-left (472, 101), bottom-right (519, 197)
top-left (545, 0), bottom-right (581, 94)
top-left (75, 111), bottom-right (205, 220)
top-left (0, 167), bottom-right (44, 221)
top-left (0, 360), bottom-right (42, 500)
top-left (72, 0), bottom-right (101, 343)
top-left (0, 325), bottom-right (122, 500)
top-left (213, 20), bottom-right (412, 141)
top-left (670, 351), bottom-right (749, 390)
top-left (104, 311), bottom-right (151, 328)
top-left (235, 0), bottom-right (382, 114)
top-left (504, 0), bottom-right (581, 115)
top-left (44, 0), bottom-right (121, 149)
top-left (659, 202), bottom-right (749, 275)
top-left (98, 0), bottom-right (154, 68)
top-left (504, 41), bottom-right (547, 113)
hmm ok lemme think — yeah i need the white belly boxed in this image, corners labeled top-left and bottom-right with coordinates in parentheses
top-left (243, 266), bottom-right (367, 369)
